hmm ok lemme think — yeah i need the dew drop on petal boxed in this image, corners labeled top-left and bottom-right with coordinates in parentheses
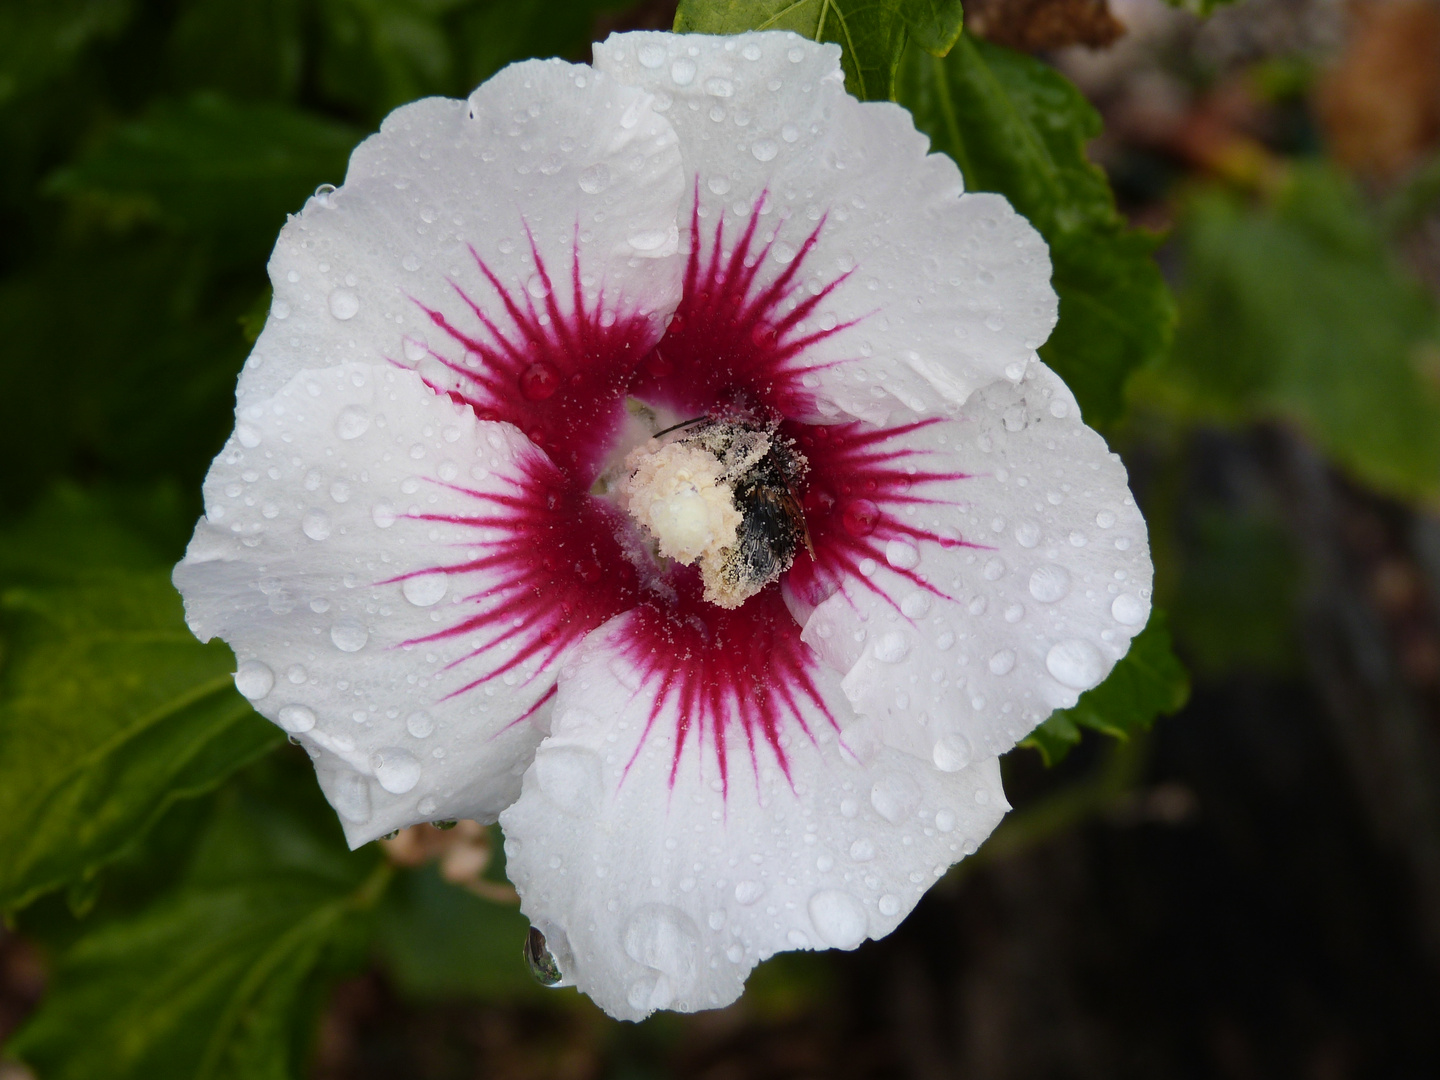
top-left (900, 592), bottom-right (932, 619)
top-left (988, 649), bottom-right (1016, 675)
top-left (236, 424), bottom-right (261, 448)
top-left (402, 336), bottom-right (427, 363)
top-left (406, 711), bottom-right (434, 738)
top-left (932, 733), bottom-right (972, 772)
top-left (726, 943), bottom-right (744, 963)
top-left (1014, 521), bottom-right (1040, 548)
top-left (842, 499), bottom-right (878, 537)
top-left (1028, 565), bottom-right (1071, 603)
top-left (519, 361), bottom-right (560, 400)
top-left (524, 926), bottom-right (567, 987)
top-left (371, 747), bottom-right (422, 794)
top-left (1046, 639), bottom-right (1104, 689)
top-left (278, 704), bottom-right (316, 733)
top-left (670, 58), bottom-right (696, 85)
top-left (878, 894), bottom-right (901, 917)
top-left (330, 619), bottom-right (369, 652)
top-left (849, 838), bottom-right (875, 861)
top-left (808, 890), bottom-right (868, 949)
top-left (873, 631), bottom-right (910, 663)
top-left (734, 880), bottom-right (765, 905)
top-left (751, 140), bottom-right (778, 162)
top-left (935, 809), bottom-right (956, 832)
top-left (330, 770), bottom-right (371, 823)
top-left (329, 289), bottom-right (359, 320)
top-left (372, 502), bottom-right (397, 528)
top-left (885, 539), bottom-right (919, 570)
top-left (402, 571), bottom-right (449, 607)
top-left (234, 661), bottom-right (274, 700)
top-left (871, 772), bottom-right (921, 823)
top-left (1112, 594), bottom-right (1150, 626)
top-left (638, 42), bottom-right (666, 68)
top-left (1096, 510), bottom-right (1116, 529)
top-left (525, 274), bottom-right (550, 299)
top-left (302, 510), bottom-right (331, 541)
top-left (535, 745), bottom-right (604, 816)
top-left (578, 163), bottom-right (612, 194)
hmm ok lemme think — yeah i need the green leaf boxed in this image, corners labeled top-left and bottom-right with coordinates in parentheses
top-left (1151, 164), bottom-right (1440, 503)
top-left (7, 764), bottom-right (389, 1080)
top-left (896, 35), bottom-right (1175, 424)
top-left (316, 0), bottom-right (467, 117)
top-left (0, 0), bottom-right (132, 106)
top-left (1021, 610), bottom-right (1190, 766)
top-left (47, 94), bottom-right (361, 258)
top-left (674, 0), bottom-right (965, 102)
top-left (167, 0), bottom-right (306, 102)
top-left (457, 0), bottom-right (638, 88)
top-left (1162, 0), bottom-right (1241, 14)
top-left (0, 486), bottom-right (282, 914)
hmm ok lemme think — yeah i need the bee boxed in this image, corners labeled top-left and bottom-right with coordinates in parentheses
top-left (658, 412), bottom-right (813, 604)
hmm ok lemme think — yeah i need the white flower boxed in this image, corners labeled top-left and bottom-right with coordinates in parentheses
top-left (174, 30), bottom-right (1153, 1020)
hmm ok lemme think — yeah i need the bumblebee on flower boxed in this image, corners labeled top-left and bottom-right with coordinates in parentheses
top-left (176, 29), bottom-right (1152, 1020)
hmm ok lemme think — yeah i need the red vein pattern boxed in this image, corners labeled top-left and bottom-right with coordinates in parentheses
top-left (394, 188), bottom-right (978, 792)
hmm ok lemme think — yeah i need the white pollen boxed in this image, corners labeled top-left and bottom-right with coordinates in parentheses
top-left (622, 443), bottom-right (741, 566)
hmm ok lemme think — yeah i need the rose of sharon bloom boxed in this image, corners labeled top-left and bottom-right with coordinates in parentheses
top-left (174, 30), bottom-right (1153, 1019)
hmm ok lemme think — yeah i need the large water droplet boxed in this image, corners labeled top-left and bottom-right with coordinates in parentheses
top-left (932, 733), bottom-right (972, 772)
top-left (535, 745), bottom-right (604, 816)
top-left (234, 660), bottom-right (274, 700)
top-left (302, 510), bottom-right (331, 541)
top-left (871, 772), bottom-right (921, 823)
top-left (878, 894), bottom-right (901, 916)
top-left (331, 408), bottom-right (365, 440)
top-left (278, 704), bottom-right (316, 733)
top-left (873, 630), bottom-right (910, 663)
top-left (1014, 521), bottom-right (1041, 548)
top-left (808, 890), bottom-right (868, 949)
top-left (751, 140), bottom-right (778, 162)
top-left (623, 904), bottom-right (699, 988)
top-left (578, 162), bottom-right (612, 194)
top-left (988, 649), bottom-right (1016, 675)
top-left (330, 619), bottom-right (369, 652)
top-left (524, 926), bottom-right (567, 987)
top-left (734, 879), bottom-right (764, 905)
top-left (406, 711), bottom-right (434, 738)
top-left (885, 539), bottom-right (919, 570)
top-left (1046, 639), bottom-right (1104, 689)
top-left (842, 499), bottom-right (878, 537)
top-left (849, 838), bottom-right (875, 861)
top-left (1028, 564), bottom-right (1071, 603)
top-left (371, 747), bottom-right (422, 794)
top-left (519, 361), bottom-right (559, 400)
top-left (329, 289), bottom-right (360, 320)
top-left (669, 58), bottom-right (697, 85)
top-left (901, 592), bottom-right (932, 619)
top-left (330, 769), bottom-right (371, 823)
top-left (637, 42), bottom-right (667, 68)
top-left (402, 571), bottom-right (449, 607)
top-left (704, 76), bottom-right (734, 97)
top-left (1111, 593), bottom-right (1149, 626)
top-left (372, 502), bottom-right (396, 528)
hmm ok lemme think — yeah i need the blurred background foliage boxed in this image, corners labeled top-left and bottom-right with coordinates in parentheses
top-left (3, 0), bottom-right (1440, 1076)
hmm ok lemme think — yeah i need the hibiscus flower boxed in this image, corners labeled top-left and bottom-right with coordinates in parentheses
top-left (174, 30), bottom-right (1152, 1020)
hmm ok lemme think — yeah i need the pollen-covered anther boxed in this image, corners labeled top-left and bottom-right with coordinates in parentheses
top-left (622, 441), bottom-right (742, 567)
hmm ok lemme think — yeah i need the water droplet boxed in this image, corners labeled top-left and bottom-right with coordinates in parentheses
top-left (1014, 521), bottom-right (1041, 548)
top-left (871, 772), bottom-right (920, 823)
top-left (708, 176), bottom-right (731, 195)
top-left (287, 664), bottom-right (308, 683)
top-left (578, 162), bottom-right (612, 194)
top-left (983, 558), bottom-right (1005, 581)
top-left (932, 733), bottom-right (972, 772)
top-left (704, 76), bottom-right (733, 97)
top-left (734, 880), bottom-right (764, 905)
top-left (1046, 639), bottom-right (1104, 689)
top-left (670, 58), bottom-right (696, 85)
top-left (623, 904), bottom-right (699, 989)
top-left (1096, 510), bottom-right (1116, 529)
top-left (751, 140), bottom-right (778, 162)
top-left (278, 704), bottom-right (316, 733)
top-left (628, 228), bottom-right (671, 252)
top-left (741, 42), bottom-right (762, 60)
top-left (524, 926), bottom-right (567, 986)
top-left (638, 42), bottom-right (667, 68)
top-left (1111, 594), bottom-right (1149, 626)
top-left (842, 499), bottom-right (878, 537)
top-left (849, 838), bottom-right (875, 861)
top-left (227, 661), bottom-right (272, 702)
top-left (402, 336), bottom-right (427, 363)
top-left (417, 795), bottom-right (438, 816)
top-left (519, 361), bottom-right (559, 400)
top-left (885, 539), bottom-right (919, 570)
top-left (406, 711), bottom-right (434, 739)
top-left (725, 943), bottom-right (744, 963)
top-left (525, 273), bottom-right (550, 299)
top-left (330, 619), bottom-right (369, 652)
top-left (873, 631), bottom-right (910, 663)
top-left (328, 289), bottom-right (359, 320)
top-left (1028, 565), bottom-right (1071, 603)
top-left (402, 571), bottom-right (449, 607)
top-left (236, 424), bottom-right (261, 448)
top-left (988, 649), bottom-right (1016, 675)
top-left (330, 769), bottom-right (370, 822)
top-left (535, 745), bottom-right (604, 816)
top-left (878, 894), bottom-right (901, 917)
top-left (808, 890), bottom-right (868, 949)
top-left (302, 510), bottom-right (331, 541)
top-left (901, 592), bottom-right (932, 619)
top-left (935, 809), bottom-right (956, 832)
top-left (371, 747), bottom-right (422, 794)
top-left (372, 502), bottom-right (397, 528)
top-left (1049, 399), bottom-right (1070, 418)
top-left (1069, 531), bottom-right (1088, 547)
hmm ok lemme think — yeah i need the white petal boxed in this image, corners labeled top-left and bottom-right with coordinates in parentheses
top-left (500, 613), bottom-right (1008, 1020)
top-left (799, 362), bottom-right (1152, 763)
top-left (593, 32), bottom-right (1056, 424)
top-left (239, 58), bottom-right (687, 412)
top-left (175, 362), bottom-right (567, 845)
